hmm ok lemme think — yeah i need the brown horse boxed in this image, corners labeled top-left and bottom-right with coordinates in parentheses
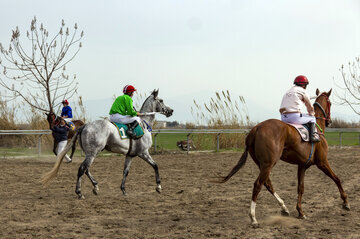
top-left (219, 89), bottom-right (350, 224)
top-left (46, 112), bottom-right (85, 159)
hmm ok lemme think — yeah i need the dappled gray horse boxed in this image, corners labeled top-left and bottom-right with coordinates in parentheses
top-left (42, 89), bottom-right (173, 199)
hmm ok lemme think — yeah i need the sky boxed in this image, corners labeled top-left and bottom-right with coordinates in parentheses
top-left (0, 0), bottom-right (360, 124)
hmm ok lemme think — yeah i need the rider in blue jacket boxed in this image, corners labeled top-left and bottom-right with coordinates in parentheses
top-left (61, 100), bottom-right (73, 122)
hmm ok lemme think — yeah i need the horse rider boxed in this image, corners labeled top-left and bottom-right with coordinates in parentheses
top-left (61, 100), bottom-right (73, 122)
top-left (109, 84), bottom-right (141, 139)
top-left (279, 75), bottom-right (320, 142)
top-left (51, 117), bottom-right (72, 163)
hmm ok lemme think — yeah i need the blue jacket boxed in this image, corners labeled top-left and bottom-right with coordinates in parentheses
top-left (61, 106), bottom-right (73, 118)
top-left (51, 125), bottom-right (69, 142)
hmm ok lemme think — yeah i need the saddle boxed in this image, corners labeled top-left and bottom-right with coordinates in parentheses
top-left (288, 123), bottom-right (317, 142)
top-left (111, 121), bottom-right (145, 140)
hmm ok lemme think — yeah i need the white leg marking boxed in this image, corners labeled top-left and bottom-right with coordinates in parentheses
top-left (156, 184), bottom-right (162, 193)
top-left (249, 200), bottom-right (258, 224)
top-left (274, 192), bottom-right (289, 214)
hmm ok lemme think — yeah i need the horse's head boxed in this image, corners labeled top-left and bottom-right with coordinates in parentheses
top-left (45, 112), bottom-right (61, 127)
top-left (45, 112), bottom-right (56, 123)
top-left (314, 89), bottom-right (332, 127)
top-left (143, 89), bottom-right (174, 117)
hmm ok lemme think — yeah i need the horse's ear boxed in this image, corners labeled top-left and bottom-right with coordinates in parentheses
top-left (327, 88), bottom-right (332, 96)
top-left (152, 89), bottom-right (159, 98)
top-left (316, 88), bottom-right (320, 96)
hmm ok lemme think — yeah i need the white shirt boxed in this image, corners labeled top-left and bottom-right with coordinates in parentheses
top-left (279, 85), bottom-right (310, 113)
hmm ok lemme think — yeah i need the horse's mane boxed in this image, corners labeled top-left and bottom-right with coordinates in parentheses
top-left (139, 94), bottom-right (154, 112)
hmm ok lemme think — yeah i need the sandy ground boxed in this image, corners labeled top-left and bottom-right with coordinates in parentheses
top-left (0, 147), bottom-right (359, 239)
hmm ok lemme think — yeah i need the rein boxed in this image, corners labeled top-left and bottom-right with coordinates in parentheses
top-left (313, 93), bottom-right (331, 131)
top-left (313, 102), bottom-right (327, 120)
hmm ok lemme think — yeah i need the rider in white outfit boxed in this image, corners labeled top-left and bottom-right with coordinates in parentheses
top-left (279, 75), bottom-right (320, 142)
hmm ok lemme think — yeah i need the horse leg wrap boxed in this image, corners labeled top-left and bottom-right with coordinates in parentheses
top-left (249, 200), bottom-right (258, 224)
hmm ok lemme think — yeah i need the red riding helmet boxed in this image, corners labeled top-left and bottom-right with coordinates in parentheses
top-left (294, 75), bottom-right (309, 85)
top-left (123, 85), bottom-right (137, 94)
top-left (62, 100), bottom-right (69, 105)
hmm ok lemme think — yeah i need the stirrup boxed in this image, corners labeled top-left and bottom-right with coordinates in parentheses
top-left (126, 129), bottom-right (136, 139)
top-left (311, 134), bottom-right (320, 143)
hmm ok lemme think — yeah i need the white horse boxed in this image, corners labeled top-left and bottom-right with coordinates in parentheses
top-left (41, 89), bottom-right (173, 199)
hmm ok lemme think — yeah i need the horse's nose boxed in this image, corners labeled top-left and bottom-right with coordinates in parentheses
top-left (166, 108), bottom-right (174, 117)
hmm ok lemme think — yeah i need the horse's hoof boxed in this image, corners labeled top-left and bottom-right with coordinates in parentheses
top-left (156, 185), bottom-right (162, 193)
top-left (251, 221), bottom-right (259, 227)
top-left (298, 214), bottom-right (307, 220)
top-left (77, 194), bottom-right (85, 200)
top-left (93, 186), bottom-right (99, 195)
top-left (343, 204), bottom-right (351, 211)
top-left (281, 210), bottom-right (290, 216)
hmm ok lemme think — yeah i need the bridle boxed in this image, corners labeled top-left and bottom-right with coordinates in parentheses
top-left (48, 112), bottom-right (62, 126)
top-left (313, 93), bottom-right (331, 127)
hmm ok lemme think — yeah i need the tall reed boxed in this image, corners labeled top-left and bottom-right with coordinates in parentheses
top-left (190, 90), bottom-right (251, 150)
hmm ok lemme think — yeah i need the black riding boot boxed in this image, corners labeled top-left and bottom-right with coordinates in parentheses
top-left (126, 121), bottom-right (139, 139)
top-left (309, 122), bottom-right (320, 142)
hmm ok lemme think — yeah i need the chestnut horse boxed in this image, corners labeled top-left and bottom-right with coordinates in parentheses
top-left (46, 112), bottom-right (85, 159)
top-left (219, 89), bottom-right (350, 224)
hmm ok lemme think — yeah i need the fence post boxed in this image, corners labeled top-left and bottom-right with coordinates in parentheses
top-left (187, 133), bottom-right (191, 154)
top-left (38, 134), bottom-right (42, 157)
top-left (154, 133), bottom-right (158, 153)
top-left (216, 133), bottom-right (220, 152)
top-left (339, 132), bottom-right (342, 148)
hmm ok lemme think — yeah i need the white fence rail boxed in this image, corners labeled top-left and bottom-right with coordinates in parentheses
top-left (1, 128), bottom-right (360, 155)
top-left (151, 128), bottom-right (360, 153)
top-left (0, 130), bottom-right (51, 156)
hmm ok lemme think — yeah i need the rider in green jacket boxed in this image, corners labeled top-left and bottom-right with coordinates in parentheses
top-left (109, 85), bottom-right (141, 138)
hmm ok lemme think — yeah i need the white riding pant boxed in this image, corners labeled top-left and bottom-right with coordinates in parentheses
top-left (110, 113), bottom-right (141, 124)
top-left (63, 118), bottom-right (72, 122)
top-left (281, 113), bottom-right (316, 125)
top-left (57, 140), bottom-right (71, 162)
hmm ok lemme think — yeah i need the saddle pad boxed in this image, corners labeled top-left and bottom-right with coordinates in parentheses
top-left (111, 122), bottom-right (144, 139)
top-left (288, 123), bottom-right (311, 142)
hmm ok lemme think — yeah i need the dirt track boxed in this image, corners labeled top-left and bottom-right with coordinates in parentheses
top-left (0, 147), bottom-right (359, 239)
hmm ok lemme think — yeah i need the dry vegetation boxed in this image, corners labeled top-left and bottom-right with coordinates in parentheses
top-left (329, 118), bottom-right (360, 128)
top-left (0, 96), bottom-right (86, 150)
top-left (190, 91), bottom-right (252, 149)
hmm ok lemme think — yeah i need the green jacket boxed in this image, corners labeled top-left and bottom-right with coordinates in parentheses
top-left (109, 94), bottom-right (137, 116)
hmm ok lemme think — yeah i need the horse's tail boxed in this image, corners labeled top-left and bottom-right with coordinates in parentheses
top-left (41, 125), bottom-right (86, 185)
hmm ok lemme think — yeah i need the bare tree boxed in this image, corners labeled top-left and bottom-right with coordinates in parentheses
top-left (0, 17), bottom-right (83, 113)
top-left (334, 57), bottom-right (360, 116)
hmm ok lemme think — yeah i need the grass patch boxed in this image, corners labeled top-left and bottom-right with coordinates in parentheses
top-left (152, 133), bottom-right (188, 150)
top-left (325, 132), bottom-right (360, 146)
